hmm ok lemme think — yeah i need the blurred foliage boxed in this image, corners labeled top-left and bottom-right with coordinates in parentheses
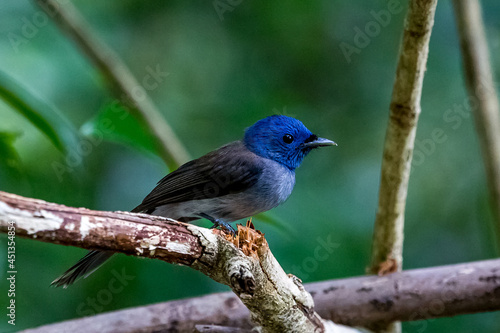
top-left (0, 132), bottom-right (23, 179)
top-left (0, 0), bottom-right (499, 332)
top-left (81, 101), bottom-right (158, 157)
top-left (0, 70), bottom-right (80, 156)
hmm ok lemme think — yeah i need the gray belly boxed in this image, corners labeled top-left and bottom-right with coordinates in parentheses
top-left (151, 161), bottom-right (295, 222)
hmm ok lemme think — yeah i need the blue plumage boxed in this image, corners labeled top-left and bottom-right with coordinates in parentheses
top-left (52, 115), bottom-right (336, 287)
top-left (245, 115), bottom-right (336, 169)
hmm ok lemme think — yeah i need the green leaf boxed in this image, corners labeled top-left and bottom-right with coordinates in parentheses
top-left (0, 70), bottom-right (80, 155)
top-left (80, 101), bottom-right (158, 156)
top-left (0, 131), bottom-right (23, 177)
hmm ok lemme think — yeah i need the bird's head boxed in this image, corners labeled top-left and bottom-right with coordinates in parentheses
top-left (244, 115), bottom-right (336, 170)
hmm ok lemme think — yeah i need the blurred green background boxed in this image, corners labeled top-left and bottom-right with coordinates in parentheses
top-left (1, 0), bottom-right (500, 332)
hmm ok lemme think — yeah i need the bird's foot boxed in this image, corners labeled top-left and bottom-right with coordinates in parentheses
top-left (199, 213), bottom-right (236, 236)
top-left (210, 220), bottom-right (236, 236)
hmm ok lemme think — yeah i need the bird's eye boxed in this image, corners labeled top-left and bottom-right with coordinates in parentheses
top-left (282, 134), bottom-right (294, 144)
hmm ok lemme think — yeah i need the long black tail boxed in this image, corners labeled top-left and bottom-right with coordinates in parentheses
top-left (51, 251), bottom-right (114, 288)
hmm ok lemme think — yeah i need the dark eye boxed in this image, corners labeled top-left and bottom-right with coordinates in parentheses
top-left (282, 134), bottom-right (294, 144)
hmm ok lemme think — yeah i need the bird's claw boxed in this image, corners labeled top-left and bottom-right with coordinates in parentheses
top-left (209, 220), bottom-right (236, 236)
top-left (199, 213), bottom-right (236, 236)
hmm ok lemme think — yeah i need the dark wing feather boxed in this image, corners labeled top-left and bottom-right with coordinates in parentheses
top-left (131, 141), bottom-right (261, 213)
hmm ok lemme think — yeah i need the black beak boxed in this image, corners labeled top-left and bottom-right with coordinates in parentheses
top-left (302, 136), bottom-right (337, 148)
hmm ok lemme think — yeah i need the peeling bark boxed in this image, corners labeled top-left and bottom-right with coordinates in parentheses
top-left (0, 191), bottom-right (351, 333)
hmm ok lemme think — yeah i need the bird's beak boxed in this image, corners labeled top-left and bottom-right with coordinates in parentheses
top-left (302, 137), bottom-right (337, 148)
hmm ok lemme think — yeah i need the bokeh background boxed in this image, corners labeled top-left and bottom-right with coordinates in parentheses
top-left (1, 0), bottom-right (500, 332)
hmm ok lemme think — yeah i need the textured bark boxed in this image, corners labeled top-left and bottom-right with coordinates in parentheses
top-left (0, 191), bottom-right (344, 333)
top-left (370, 2), bottom-right (439, 331)
top-left (370, 0), bottom-right (438, 275)
top-left (0, 191), bottom-right (202, 264)
top-left (19, 259), bottom-right (500, 333)
top-left (21, 293), bottom-right (253, 333)
top-left (194, 325), bottom-right (253, 333)
top-left (311, 259), bottom-right (500, 330)
top-left (3, 192), bottom-right (500, 332)
top-left (453, 0), bottom-right (500, 249)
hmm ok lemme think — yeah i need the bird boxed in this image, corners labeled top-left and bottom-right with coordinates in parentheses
top-left (51, 115), bottom-right (336, 288)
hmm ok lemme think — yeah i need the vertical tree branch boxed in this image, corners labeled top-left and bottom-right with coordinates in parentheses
top-left (34, 0), bottom-right (191, 170)
top-left (452, 0), bottom-right (500, 250)
top-left (370, 0), bottom-right (438, 274)
top-left (370, 1), bottom-right (438, 331)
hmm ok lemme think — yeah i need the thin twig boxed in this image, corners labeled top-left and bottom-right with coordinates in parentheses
top-left (34, 0), bottom-right (190, 170)
top-left (452, 0), bottom-right (500, 250)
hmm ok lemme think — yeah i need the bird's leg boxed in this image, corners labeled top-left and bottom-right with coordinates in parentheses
top-left (198, 213), bottom-right (236, 236)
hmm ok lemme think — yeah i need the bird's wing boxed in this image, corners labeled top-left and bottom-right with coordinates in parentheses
top-left (131, 142), bottom-right (261, 213)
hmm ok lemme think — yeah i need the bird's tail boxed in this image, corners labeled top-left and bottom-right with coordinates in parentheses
top-left (51, 251), bottom-right (114, 288)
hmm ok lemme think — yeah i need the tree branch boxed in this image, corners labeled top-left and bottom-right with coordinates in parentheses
top-left (370, 0), bottom-right (438, 274)
top-left (370, 2), bottom-right (438, 330)
top-left (194, 326), bottom-right (254, 333)
top-left (0, 191), bottom-right (357, 333)
top-left (20, 293), bottom-right (253, 333)
top-left (452, 0), bottom-right (500, 250)
top-left (311, 259), bottom-right (500, 329)
top-left (2, 191), bottom-right (500, 332)
top-left (19, 256), bottom-right (500, 332)
top-left (33, 0), bottom-right (190, 170)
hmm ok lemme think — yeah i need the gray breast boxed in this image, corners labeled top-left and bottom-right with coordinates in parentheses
top-left (256, 159), bottom-right (296, 209)
top-left (150, 159), bottom-right (296, 222)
